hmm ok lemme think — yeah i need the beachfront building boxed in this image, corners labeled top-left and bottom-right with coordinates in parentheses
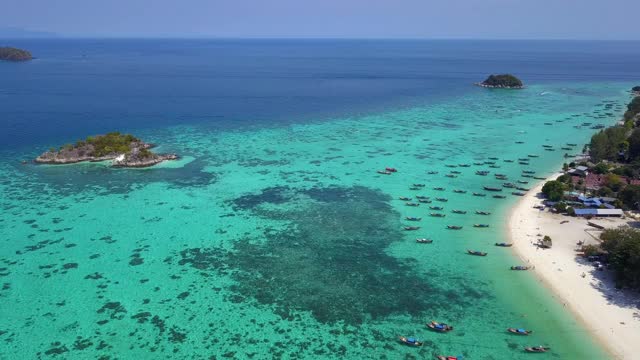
top-left (574, 208), bottom-right (623, 217)
top-left (567, 165), bottom-right (589, 177)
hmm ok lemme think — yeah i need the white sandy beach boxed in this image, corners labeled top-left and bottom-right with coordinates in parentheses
top-left (508, 173), bottom-right (640, 359)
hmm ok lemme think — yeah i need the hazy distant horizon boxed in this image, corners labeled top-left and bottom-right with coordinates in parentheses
top-left (3, 0), bottom-right (639, 40)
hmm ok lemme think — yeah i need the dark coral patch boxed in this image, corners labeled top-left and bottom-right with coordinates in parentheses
top-left (181, 185), bottom-right (489, 325)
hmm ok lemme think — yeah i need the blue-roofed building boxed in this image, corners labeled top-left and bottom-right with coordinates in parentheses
top-left (574, 209), bottom-right (623, 217)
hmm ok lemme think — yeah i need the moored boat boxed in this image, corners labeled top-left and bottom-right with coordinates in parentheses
top-left (467, 250), bottom-right (487, 256)
top-left (522, 170), bottom-right (535, 174)
top-left (405, 217), bottom-right (422, 221)
top-left (413, 183), bottom-right (426, 187)
top-left (377, 170), bottom-right (392, 175)
top-left (503, 183), bottom-right (516, 188)
top-left (508, 328), bottom-right (532, 335)
top-left (436, 356), bottom-right (462, 360)
top-left (475, 211), bottom-right (491, 215)
top-left (404, 226), bottom-right (420, 231)
top-left (427, 321), bottom-right (454, 332)
top-left (495, 242), bottom-right (513, 247)
top-left (434, 187), bottom-right (446, 191)
top-left (418, 199), bottom-right (433, 203)
top-left (512, 191), bottom-right (525, 196)
top-left (386, 167), bottom-right (397, 172)
top-left (445, 174), bottom-right (457, 178)
top-left (447, 225), bottom-right (463, 230)
top-left (473, 224), bottom-right (489, 228)
top-left (524, 346), bottom-right (550, 353)
top-left (493, 195), bottom-right (506, 199)
top-left (452, 210), bottom-right (467, 214)
top-left (398, 336), bottom-right (423, 347)
top-left (430, 206), bottom-right (444, 210)
top-left (510, 265), bottom-right (530, 270)
top-left (416, 238), bottom-right (433, 244)
top-left (472, 192), bottom-right (486, 197)
top-left (406, 202), bottom-right (420, 207)
top-left (415, 195), bottom-right (429, 199)
top-left (427, 171), bottom-right (439, 174)
top-left (475, 170), bottom-right (489, 176)
top-left (453, 189), bottom-right (467, 193)
top-left (399, 196), bottom-right (412, 201)
top-left (483, 186), bottom-right (502, 192)
top-left (435, 197), bottom-right (448, 202)
top-left (430, 213), bottom-right (446, 217)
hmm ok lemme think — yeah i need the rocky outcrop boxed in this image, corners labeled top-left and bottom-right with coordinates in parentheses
top-left (0, 47), bottom-right (32, 61)
top-left (34, 132), bottom-right (178, 168)
top-left (476, 74), bottom-right (524, 89)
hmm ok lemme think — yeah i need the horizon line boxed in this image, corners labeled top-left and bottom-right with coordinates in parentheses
top-left (2, 35), bottom-right (640, 42)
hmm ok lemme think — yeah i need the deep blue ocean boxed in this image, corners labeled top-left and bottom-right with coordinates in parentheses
top-left (2, 39), bottom-right (640, 151)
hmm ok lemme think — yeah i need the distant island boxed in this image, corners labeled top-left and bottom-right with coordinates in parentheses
top-left (0, 47), bottom-right (32, 61)
top-left (35, 132), bottom-right (178, 168)
top-left (476, 74), bottom-right (524, 89)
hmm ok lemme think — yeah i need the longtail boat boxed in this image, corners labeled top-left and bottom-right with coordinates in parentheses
top-left (483, 186), bottom-right (502, 192)
top-left (427, 321), bottom-right (453, 332)
top-left (467, 250), bottom-right (487, 256)
top-left (495, 242), bottom-right (513, 247)
top-left (452, 210), bottom-right (467, 214)
top-left (398, 336), bottom-right (423, 347)
top-left (447, 225), bottom-right (463, 230)
top-left (405, 217), bottom-right (422, 221)
top-left (510, 266), bottom-right (530, 271)
top-left (404, 226), bottom-right (420, 231)
top-left (508, 328), bottom-right (532, 335)
top-left (474, 224), bottom-right (489, 228)
top-left (472, 192), bottom-right (486, 197)
top-left (416, 238), bottom-right (433, 244)
top-left (524, 346), bottom-right (550, 353)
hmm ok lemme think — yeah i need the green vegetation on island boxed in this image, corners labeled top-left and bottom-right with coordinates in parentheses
top-left (477, 74), bottom-right (523, 89)
top-left (0, 46), bottom-right (32, 61)
top-left (538, 92), bottom-right (640, 214)
top-left (35, 132), bottom-right (177, 167)
top-left (599, 227), bottom-right (640, 289)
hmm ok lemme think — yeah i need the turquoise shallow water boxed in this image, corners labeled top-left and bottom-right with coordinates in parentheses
top-left (0, 82), bottom-right (634, 359)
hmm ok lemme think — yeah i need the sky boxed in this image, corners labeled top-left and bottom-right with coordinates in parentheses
top-left (2, 0), bottom-right (639, 40)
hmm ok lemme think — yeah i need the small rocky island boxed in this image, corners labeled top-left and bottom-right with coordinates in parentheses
top-left (633, 86), bottom-right (640, 96)
top-left (0, 47), bottom-right (32, 61)
top-left (476, 74), bottom-right (524, 89)
top-left (35, 132), bottom-right (178, 168)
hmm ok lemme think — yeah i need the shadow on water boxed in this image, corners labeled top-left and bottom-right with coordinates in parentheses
top-left (179, 185), bottom-right (489, 325)
top-left (11, 157), bottom-right (216, 197)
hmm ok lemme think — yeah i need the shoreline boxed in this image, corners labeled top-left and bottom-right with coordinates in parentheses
top-left (507, 172), bottom-right (640, 359)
